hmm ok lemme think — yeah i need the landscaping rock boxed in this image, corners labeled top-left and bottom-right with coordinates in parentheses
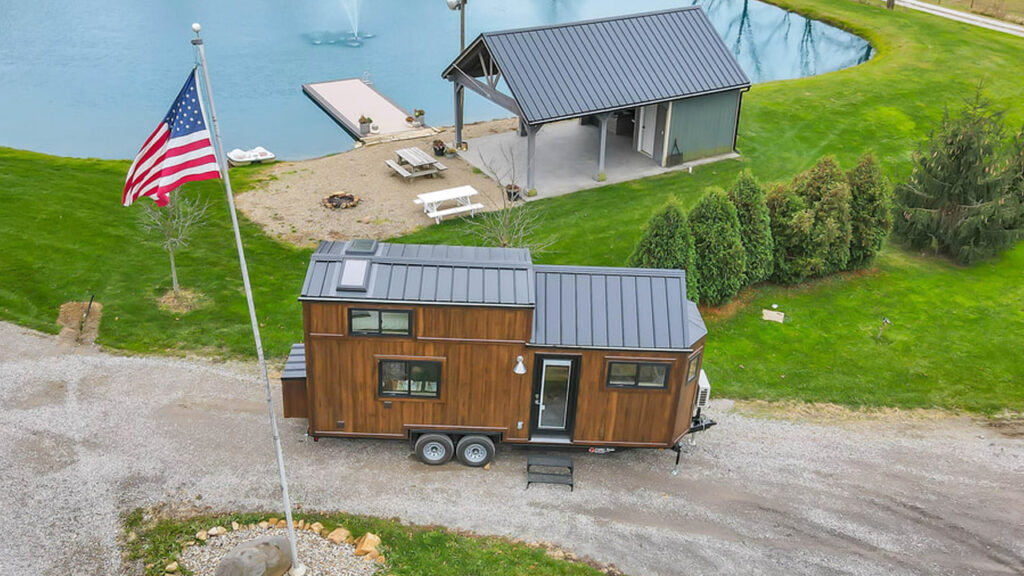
top-left (165, 561), bottom-right (179, 573)
top-left (326, 527), bottom-right (350, 545)
top-left (309, 522), bottom-right (324, 535)
top-left (214, 535), bottom-right (291, 576)
top-left (231, 521), bottom-right (240, 531)
top-left (196, 530), bottom-right (209, 541)
top-left (354, 533), bottom-right (381, 556)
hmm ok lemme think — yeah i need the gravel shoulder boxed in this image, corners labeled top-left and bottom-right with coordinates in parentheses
top-left (0, 321), bottom-right (1022, 576)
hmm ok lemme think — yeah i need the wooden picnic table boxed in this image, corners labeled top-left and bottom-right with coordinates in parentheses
top-left (414, 185), bottom-right (484, 224)
top-left (386, 147), bottom-right (448, 181)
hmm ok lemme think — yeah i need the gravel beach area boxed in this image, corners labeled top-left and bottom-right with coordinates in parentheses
top-left (235, 119), bottom-right (519, 247)
top-left (0, 321), bottom-right (1022, 576)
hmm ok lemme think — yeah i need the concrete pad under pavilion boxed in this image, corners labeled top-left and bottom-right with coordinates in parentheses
top-left (459, 119), bottom-right (740, 199)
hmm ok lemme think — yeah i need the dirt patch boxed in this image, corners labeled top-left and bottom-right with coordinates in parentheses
top-left (9, 379), bottom-right (67, 410)
top-left (731, 398), bottom-right (960, 426)
top-left (235, 118), bottom-right (519, 247)
top-left (158, 289), bottom-right (208, 314)
top-left (57, 301), bottom-right (102, 345)
top-left (984, 415), bottom-right (1024, 438)
top-left (701, 288), bottom-right (756, 321)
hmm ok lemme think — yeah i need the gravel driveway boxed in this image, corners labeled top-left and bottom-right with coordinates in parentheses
top-left (1, 322), bottom-right (1021, 576)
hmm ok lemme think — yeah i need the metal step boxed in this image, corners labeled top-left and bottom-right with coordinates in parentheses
top-left (527, 471), bottom-right (574, 490)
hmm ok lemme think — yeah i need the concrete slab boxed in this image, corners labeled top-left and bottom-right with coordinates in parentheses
top-left (458, 119), bottom-right (740, 199)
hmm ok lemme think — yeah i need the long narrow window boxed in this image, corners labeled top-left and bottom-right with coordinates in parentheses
top-left (379, 360), bottom-right (441, 398)
top-left (349, 308), bottom-right (412, 336)
top-left (686, 350), bottom-right (703, 384)
top-left (606, 361), bottom-right (671, 389)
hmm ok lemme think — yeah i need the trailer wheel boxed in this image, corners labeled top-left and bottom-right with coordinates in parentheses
top-left (414, 434), bottom-right (454, 465)
top-left (455, 435), bottom-right (495, 467)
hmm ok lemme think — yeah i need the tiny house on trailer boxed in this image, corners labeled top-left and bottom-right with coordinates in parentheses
top-left (282, 240), bottom-right (714, 466)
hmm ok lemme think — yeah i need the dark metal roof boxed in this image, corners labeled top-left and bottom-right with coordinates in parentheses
top-left (281, 343), bottom-right (306, 380)
top-left (300, 241), bottom-right (535, 307)
top-left (444, 7), bottom-right (751, 125)
top-left (530, 265), bottom-right (706, 351)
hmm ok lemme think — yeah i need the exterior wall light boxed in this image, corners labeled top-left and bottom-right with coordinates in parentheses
top-left (513, 355), bottom-right (527, 375)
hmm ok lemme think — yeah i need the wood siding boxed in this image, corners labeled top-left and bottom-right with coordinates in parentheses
top-left (297, 301), bottom-right (700, 448)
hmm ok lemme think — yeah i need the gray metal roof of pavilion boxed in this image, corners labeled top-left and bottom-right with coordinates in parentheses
top-left (442, 6), bottom-right (751, 126)
top-left (530, 265), bottom-right (705, 351)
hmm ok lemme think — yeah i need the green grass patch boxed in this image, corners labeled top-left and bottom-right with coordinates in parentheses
top-left (122, 509), bottom-right (608, 576)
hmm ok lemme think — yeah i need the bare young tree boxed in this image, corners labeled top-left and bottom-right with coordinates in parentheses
top-left (466, 145), bottom-right (554, 252)
top-left (140, 188), bottom-right (210, 295)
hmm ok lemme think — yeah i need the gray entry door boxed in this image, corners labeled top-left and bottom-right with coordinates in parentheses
top-left (652, 103), bottom-right (668, 165)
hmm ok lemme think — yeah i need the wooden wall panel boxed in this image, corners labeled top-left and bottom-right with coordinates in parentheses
top-left (299, 301), bottom-right (701, 447)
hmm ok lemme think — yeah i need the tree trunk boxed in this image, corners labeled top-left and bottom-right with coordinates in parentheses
top-left (169, 249), bottom-right (179, 295)
top-left (886, 0), bottom-right (895, 9)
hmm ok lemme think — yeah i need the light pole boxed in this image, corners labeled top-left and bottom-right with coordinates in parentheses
top-left (446, 0), bottom-right (468, 51)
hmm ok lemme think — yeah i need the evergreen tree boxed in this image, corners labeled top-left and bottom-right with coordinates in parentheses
top-left (846, 154), bottom-right (893, 268)
top-left (728, 170), bottom-right (774, 285)
top-left (894, 93), bottom-right (1024, 264)
top-left (769, 157), bottom-right (853, 283)
top-left (689, 188), bottom-right (746, 305)
top-left (628, 201), bottom-right (700, 302)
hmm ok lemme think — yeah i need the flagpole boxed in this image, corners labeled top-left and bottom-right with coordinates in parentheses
top-left (190, 23), bottom-right (305, 575)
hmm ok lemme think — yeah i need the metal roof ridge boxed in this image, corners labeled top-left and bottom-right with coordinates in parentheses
top-left (480, 6), bottom-right (704, 38)
top-left (533, 264), bottom-right (687, 279)
top-left (308, 254), bottom-right (533, 268)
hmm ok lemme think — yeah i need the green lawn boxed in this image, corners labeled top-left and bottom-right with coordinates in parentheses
top-left (123, 510), bottom-right (605, 576)
top-left (1, 0), bottom-right (1023, 412)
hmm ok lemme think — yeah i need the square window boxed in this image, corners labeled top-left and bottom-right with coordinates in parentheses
top-left (350, 310), bottom-right (379, 334)
top-left (638, 364), bottom-right (668, 388)
top-left (381, 311), bottom-right (411, 335)
top-left (608, 363), bottom-right (637, 387)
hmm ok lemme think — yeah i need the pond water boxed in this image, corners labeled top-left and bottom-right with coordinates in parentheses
top-left (0, 0), bottom-right (871, 160)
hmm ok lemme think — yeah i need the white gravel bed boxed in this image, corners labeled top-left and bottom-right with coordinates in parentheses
top-left (180, 528), bottom-right (380, 576)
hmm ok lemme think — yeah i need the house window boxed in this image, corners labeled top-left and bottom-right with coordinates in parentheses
top-left (349, 308), bottom-right (412, 336)
top-left (687, 350), bottom-right (703, 384)
top-left (379, 360), bottom-right (441, 398)
top-left (606, 361), bottom-right (670, 389)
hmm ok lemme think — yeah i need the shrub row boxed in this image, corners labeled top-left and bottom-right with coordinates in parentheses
top-left (629, 155), bottom-right (892, 305)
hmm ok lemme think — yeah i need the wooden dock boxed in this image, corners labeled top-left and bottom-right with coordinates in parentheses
top-left (302, 78), bottom-right (437, 145)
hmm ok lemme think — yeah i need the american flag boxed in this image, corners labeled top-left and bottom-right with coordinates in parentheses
top-left (123, 69), bottom-right (221, 207)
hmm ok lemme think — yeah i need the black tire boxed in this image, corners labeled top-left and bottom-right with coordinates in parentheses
top-left (455, 435), bottom-right (495, 467)
top-left (414, 433), bottom-right (454, 465)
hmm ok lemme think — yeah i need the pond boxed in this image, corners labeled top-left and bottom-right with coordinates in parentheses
top-left (0, 0), bottom-right (871, 160)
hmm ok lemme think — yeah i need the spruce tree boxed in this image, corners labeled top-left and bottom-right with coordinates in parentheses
top-left (728, 170), bottom-right (774, 285)
top-left (628, 201), bottom-right (700, 302)
top-left (689, 188), bottom-right (746, 305)
top-left (846, 154), bottom-right (893, 268)
top-left (894, 92), bottom-right (1024, 264)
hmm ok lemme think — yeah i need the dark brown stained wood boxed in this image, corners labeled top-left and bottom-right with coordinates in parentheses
top-left (295, 301), bottom-right (704, 448)
top-left (281, 378), bottom-right (308, 418)
top-left (673, 339), bottom-right (705, 442)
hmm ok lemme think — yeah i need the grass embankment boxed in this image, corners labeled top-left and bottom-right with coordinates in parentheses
top-left (123, 510), bottom-right (606, 576)
top-left (0, 150), bottom-right (306, 357)
top-left (1, 0), bottom-right (1022, 411)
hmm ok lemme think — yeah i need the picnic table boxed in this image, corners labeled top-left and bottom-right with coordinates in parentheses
top-left (386, 146), bottom-right (448, 181)
top-left (414, 185), bottom-right (484, 224)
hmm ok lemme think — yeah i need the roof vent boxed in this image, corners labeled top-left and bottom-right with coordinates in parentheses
top-left (345, 239), bottom-right (378, 255)
top-left (337, 259), bottom-right (370, 292)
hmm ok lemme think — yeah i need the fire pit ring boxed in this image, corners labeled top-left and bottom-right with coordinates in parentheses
top-left (322, 192), bottom-right (361, 210)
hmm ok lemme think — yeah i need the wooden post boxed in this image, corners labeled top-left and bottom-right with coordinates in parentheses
top-left (597, 114), bottom-right (610, 182)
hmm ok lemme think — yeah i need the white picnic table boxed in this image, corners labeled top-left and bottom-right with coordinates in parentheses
top-left (414, 185), bottom-right (484, 224)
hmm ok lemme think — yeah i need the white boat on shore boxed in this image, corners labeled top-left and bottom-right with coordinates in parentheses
top-left (227, 146), bottom-right (276, 166)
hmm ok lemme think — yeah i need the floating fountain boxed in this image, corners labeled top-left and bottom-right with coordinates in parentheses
top-left (304, 0), bottom-right (374, 48)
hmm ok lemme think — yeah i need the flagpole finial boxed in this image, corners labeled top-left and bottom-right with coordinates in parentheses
top-left (192, 22), bottom-right (201, 34)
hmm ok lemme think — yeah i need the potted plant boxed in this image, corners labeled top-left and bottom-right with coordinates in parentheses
top-left (444, 147), bottom-right (457, 158)
top-left (358, 115), bottom-right (372, 135)
top-left (505, 184), bottom-right (522, 202)
top-left (413, 108), bottom-right (425, 127)
top-left (432, 139), bottom-right (447, 157)
top-left (405, 115), bottom-right (415, 127)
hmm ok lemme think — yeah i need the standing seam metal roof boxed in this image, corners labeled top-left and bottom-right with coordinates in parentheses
top-left (299, 241), bottom-right (706, 351)
top-left (444, 7), bottom-right (750, 125)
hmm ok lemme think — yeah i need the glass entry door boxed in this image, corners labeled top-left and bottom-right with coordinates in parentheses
top-left (533, 358), bottom-right (575, 435)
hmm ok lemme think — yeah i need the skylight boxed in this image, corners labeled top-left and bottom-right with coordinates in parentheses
top-left (338, 259), bottom-right (370, 291)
